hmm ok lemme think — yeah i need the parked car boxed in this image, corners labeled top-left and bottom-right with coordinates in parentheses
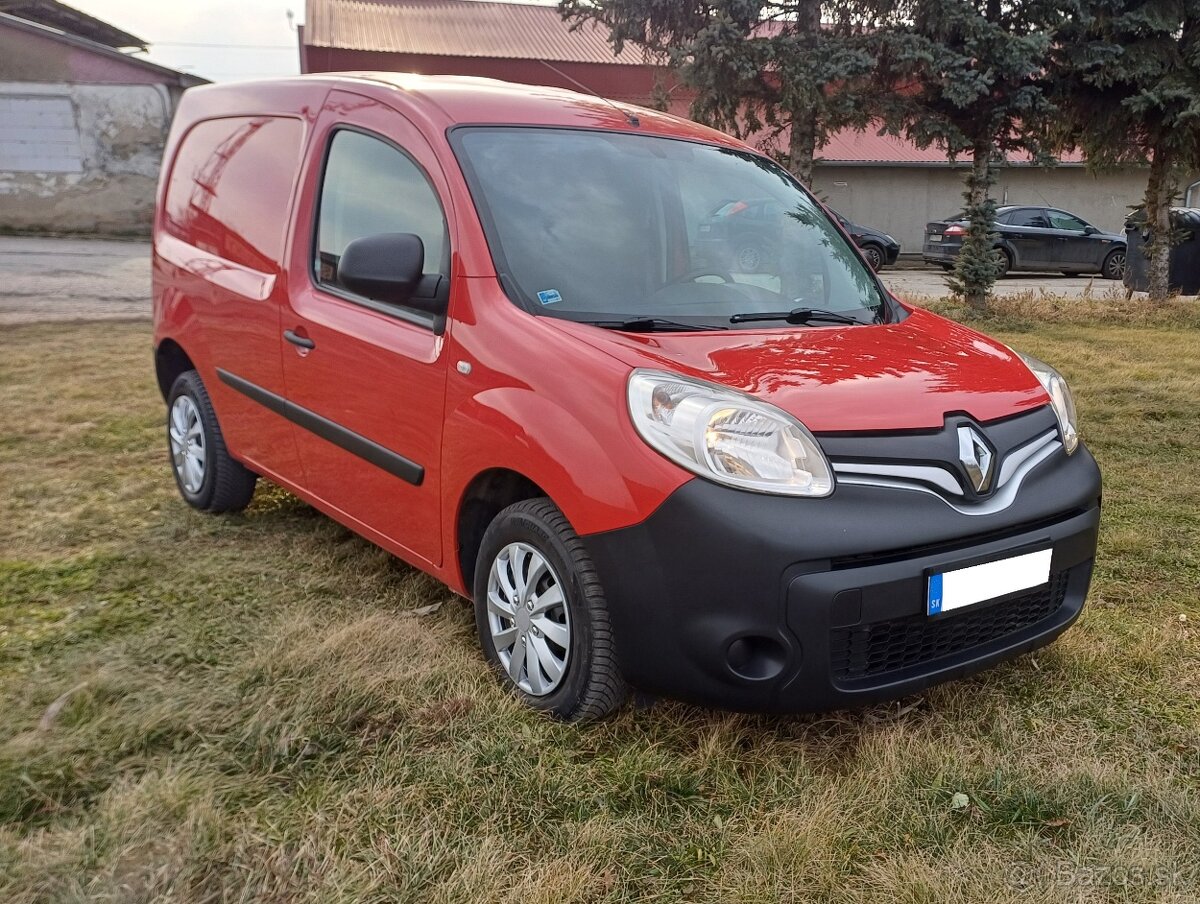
top-left (923, 206), bottom-right (1126, 278)
top-left (699, 199), bottom-right (899, 272)
top-left (153, 74), bottom-right (1101, 721)
top-left (832, 211), bottom-right (901, 270)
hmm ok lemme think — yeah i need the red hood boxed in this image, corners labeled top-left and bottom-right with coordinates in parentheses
top-left (546, 307), bottom-right (1048, 432)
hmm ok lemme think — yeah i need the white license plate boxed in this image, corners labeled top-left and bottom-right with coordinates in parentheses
top-left (929, 234), bottom-right (942, 242)
top-left (927, 549), bottom-right (1052, 616)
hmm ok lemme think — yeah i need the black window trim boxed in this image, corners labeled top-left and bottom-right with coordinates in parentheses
top-left (309, 123), bottom-right (452, 334)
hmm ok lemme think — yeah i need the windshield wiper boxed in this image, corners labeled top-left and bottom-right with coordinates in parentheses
top-left (583, 317), bottom-right (728, 332)
top-left (729, 306), bottom-right (869, 326)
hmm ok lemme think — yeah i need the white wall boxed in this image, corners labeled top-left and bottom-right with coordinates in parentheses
top-left (812, 165), bottom-right (1152, 252)
top-left (0, 81), bottom-right (173, 234)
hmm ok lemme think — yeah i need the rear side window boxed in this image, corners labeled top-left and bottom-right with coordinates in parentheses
top-left (314, 130), bottom-right (447, 296)
top-left (1005, 209), bottom-right (1049, 228)
top-left (163, 116), bottom-right (304, 272)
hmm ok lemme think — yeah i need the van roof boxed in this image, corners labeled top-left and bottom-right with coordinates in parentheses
top-left (180, 72), bottom-right (747, 151)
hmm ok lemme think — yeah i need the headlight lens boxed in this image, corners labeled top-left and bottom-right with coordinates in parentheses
top-left (627, 369), bottom-right (834, 496)
top-left (1017, 352), bottom-right (1079, 454)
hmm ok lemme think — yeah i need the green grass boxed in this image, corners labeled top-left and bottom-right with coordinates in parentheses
top-left (1, 311), bottom-right (1198, 903)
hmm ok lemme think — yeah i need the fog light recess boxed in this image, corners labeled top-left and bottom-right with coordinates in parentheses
top-left (726, 635), bottom-right (787, 681)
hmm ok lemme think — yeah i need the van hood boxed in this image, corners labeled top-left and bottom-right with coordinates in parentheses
top-left (545, 307), bottom-right (1048, 432)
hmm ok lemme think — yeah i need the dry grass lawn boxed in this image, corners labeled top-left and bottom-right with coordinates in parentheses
top-left (1, 302), bottom-right (1198, 902)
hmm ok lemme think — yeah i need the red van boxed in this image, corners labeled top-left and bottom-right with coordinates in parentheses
top-left (152, 74), bottom-right (1101, 720)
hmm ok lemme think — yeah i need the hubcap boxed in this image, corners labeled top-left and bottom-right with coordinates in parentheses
top-left (486, 542), bottom-right (570, 696)
top-left (736, 244), bottom-right (763, 272)
top-left (1108, 252), bottom-right (1126, 279)
top-left (169, 395), bottom-right (206, 494)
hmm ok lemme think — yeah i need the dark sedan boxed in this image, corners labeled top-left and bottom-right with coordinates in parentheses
top-left (923, 206), bottom-right (1126, 279)
top-left (832, 211), bottom-right (901, 271)
top-left (698, 199), bottom-right (900, 272)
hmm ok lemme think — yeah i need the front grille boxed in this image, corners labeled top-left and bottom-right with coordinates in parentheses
top-left (830, 572), bottom-right (1070, 682)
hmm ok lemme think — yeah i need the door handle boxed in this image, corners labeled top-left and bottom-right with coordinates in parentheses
top-left (284, 329), bottom-right (315, 350)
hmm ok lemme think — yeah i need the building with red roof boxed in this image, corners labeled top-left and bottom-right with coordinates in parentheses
top-left (301, 0), bottom-right (1149, 249)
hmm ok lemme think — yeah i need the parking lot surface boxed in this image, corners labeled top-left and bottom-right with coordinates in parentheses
top-left (0, 236), bottom-right (1116, 325)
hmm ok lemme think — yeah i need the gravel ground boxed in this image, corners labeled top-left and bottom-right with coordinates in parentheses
top-left (0, 235), bottom-right (1118, 325)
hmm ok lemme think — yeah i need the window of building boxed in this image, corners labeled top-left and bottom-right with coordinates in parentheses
top-left (0, 95), bottom-right (83, 174)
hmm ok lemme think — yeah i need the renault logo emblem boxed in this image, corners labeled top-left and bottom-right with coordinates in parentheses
top-left (957, 426), bottom-right (994, 493)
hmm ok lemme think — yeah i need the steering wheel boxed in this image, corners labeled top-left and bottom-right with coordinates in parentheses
top-left (664, 267), bottom-right (735, 287)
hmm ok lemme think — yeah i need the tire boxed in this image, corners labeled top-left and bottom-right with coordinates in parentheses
top-left (940, 262), bottom-right (954, 272)
top-left (1102, 248), bottom-right (1126, 280)
top-left (860, 243), bottom-right (884, 271)
top-left (167, 370), bottom-right (257, 513)
top-left (734, 241), bottom-right (772, 273)
top-left (474, 498), bottom-right (627, 721)
top-left (992, 248), bottom-right (1012, 278)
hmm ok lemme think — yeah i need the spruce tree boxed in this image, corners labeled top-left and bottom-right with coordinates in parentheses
top-left (866, 0), bottom-right (1061, 311)
top-left (1049, 1), bottom-right (1200, 300)
top-left (559, 1), bottom-right (875, 186)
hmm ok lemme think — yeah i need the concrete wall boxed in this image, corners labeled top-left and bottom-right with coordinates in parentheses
top-left (812, 165), bottom-right (1152, 252)
top-left (0, 80), bottom-right (171, 234)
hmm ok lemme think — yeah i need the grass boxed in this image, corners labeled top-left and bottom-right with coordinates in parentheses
top-left (1, 308), bottom-right (1198, 903)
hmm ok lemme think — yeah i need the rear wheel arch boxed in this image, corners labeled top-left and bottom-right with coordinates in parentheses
top-left (155, 338), bottom-right (195, 401)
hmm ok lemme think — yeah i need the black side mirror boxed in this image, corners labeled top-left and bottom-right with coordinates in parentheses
top-left (1083, 225), bottom-right (1099, 235)
top-left (338, 233), bottom-right (424, 306)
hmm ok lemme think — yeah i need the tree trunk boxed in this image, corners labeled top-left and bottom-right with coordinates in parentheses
top-left (786, 0), bottom-right (822, 188)
top-left (1144, 144), bottom-right (1173, 301)
top-left (788, 109), bottom-right (818, 187)
top-left (951, 138), bottom-right (998, 312)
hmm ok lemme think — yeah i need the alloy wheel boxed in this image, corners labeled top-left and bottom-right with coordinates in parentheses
top-left (1105, 250), bottom-right (1126, 280)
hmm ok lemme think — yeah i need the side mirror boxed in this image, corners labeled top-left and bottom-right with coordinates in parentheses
top-left (338, 233), bottom-right (424, 306)
top-left (1083, 225), bottom-right (1099, 235)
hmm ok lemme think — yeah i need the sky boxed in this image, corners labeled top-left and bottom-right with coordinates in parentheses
top-left (67, 0), bottom-right (303, 82)
top-left (66, 0), bottom-right (556, 84)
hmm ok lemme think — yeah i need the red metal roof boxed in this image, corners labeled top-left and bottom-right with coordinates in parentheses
top-left (304, 0), bottom-right (652, 65)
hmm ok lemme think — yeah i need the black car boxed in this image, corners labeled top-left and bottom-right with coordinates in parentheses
top-left (832, 211), bottom-right (901, 271)
top-left (698, 198), bottom-right (901, 272)
top-left (923, 205), bottom-right (1126, 279)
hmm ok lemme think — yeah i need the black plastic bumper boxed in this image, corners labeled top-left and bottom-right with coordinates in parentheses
top-left (583, 446), bottom-right (1102, 712)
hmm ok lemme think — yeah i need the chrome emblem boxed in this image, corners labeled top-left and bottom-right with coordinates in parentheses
top-left (957, 426), bottom-right (994, 493)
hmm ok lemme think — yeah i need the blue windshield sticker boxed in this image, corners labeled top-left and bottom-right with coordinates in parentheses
top-left (537, 289), bottom-right (563, 306)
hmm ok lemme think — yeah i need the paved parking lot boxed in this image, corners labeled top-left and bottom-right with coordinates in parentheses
top-left (0, 236), bottom-right (150, 325)
top-left (0, 236), bottom-right (1118, 325)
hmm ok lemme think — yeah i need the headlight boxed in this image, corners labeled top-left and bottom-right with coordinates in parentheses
top-left (1017, 352), bottom-right (1079, 454)
top-left (882, 234), bottom-right (896, 245)
top-left (627, 369), bottom-right (834, 496)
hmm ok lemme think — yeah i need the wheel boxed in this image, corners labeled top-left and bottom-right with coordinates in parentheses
top-left (474, 498), bottom-right (627, 721)
top-left (992, 248), bottom-right (1012, 278)
top-left (733, 241), bottom-right (772, 273)
top-left (1102, 248), bottom-right (1126, 280)
top-left (167, 370), bottom-right (257, 513)
top-left (860, 243), bottom-right (884, 271)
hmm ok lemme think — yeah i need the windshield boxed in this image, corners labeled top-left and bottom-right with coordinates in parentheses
top-left (453, 127), bottom-right (888, 328)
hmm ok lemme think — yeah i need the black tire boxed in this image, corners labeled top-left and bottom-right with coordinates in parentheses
top-left (1102, 248), bottom-right (1126, 280)
top-left (166, 370), bottom-right (257, 513)
top-left (940, 262), bottom-right (954, 272)
top-left (993, 248), bottom-right (1012, 278)
top-left (474, 498), bottom-right (627, 721)
top-left (860, 243), bottom-right (885, 271)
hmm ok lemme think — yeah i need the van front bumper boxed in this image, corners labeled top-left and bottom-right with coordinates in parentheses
top-left (582, 446), bottom-right (1101, 712)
